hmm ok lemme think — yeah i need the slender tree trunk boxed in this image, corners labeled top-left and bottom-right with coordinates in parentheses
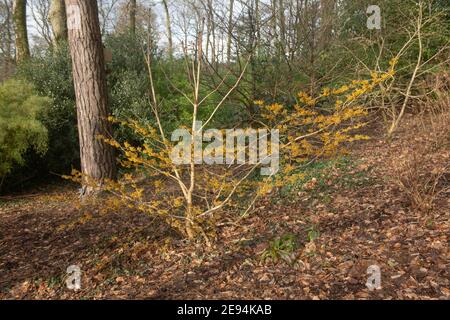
top-left (65, 0), bottom-right (117, 196)
top-left (209, 0), bottom-right (216, 64)
top-left (129, 0), bottom-right (136, 34)
top-left (388, 2), bottom-right (424, 138)
top-left (278, 0), bottom-right (287, 56)
top-left (319, 0), bottom-right (334, 51)
top-left (255, 0), bottom-right (260, 55)
top-left (13, 0), bottom-right (30, 63)
top-left (3, 0), bottom-right (13, 60)
top-left (271, 0), bottom-right (278, 54)
top-left (226, 0), bottom-right (234, 63)
top-left (162, 0), bottom-right (173, 58)
top-left (0, 1), bottom-right (14, 79)
top-left (49, 0), bottom-right (68, 47)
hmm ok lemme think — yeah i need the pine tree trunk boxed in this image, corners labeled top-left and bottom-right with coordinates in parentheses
top-left (49, 0), bottom-right (68, 46)
top-left (12, 0), bottom-right (30, 63)
top-left (65, 0), bottom-right (117, 196)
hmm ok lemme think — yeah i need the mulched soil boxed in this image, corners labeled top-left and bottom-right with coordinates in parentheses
top-left (0, 115), bottom-right (448, 300)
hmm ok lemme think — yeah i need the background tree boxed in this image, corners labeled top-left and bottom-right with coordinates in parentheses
top-left (28, 0), bottom-right (53, 48)
top-left (49, 0), bottom-right (68, 46)
top-left (98, 0), bottom-right (121, 35)
top-left (0, 0), bottom-right (15, 80)
top-left (114, 0), bottom-right (156, 35)
top-left (226, 0), bottom-right (234, 63)
top-left (162, 0), bottom-right (173, 58)
top-left (12, 0), bottom-right (29, 63)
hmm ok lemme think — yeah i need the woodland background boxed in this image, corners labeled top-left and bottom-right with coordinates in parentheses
top-left (0, 0), bottom-right (448, 300)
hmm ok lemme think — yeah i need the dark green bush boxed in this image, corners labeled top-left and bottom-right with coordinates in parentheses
top-left (17, 43), bottom-right (79, 174)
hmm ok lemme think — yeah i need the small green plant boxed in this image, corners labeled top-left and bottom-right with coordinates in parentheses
top-left (0, 80), bottom-right (50, 181)
top-left (261, 234), bottom-right (298, 264)
top-left (307, 226), bottom-right (320, 242)
top-left (47, 275), bottom-right (63, 288)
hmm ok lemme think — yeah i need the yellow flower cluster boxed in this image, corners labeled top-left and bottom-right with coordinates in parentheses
top-left (298, 92), bottom-right (316, 106)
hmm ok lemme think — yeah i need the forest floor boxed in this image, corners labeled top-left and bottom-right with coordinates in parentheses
top-left (0, 114), bottom-right (449, 300)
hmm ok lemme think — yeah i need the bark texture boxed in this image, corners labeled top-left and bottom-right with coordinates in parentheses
top-left (12, 0), bottom-right (30, 63)
top-left (49, 0), bottom-right (68, 46)
top-left (65, 0), bottom-right (117, 195)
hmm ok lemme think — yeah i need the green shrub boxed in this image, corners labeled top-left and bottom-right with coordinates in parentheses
top-left (105, 33), bottom-right (152, 142)
top-left (17, 44), bottom-right (79, 173)
top-left (0, 80), bottom-right (50, 179)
